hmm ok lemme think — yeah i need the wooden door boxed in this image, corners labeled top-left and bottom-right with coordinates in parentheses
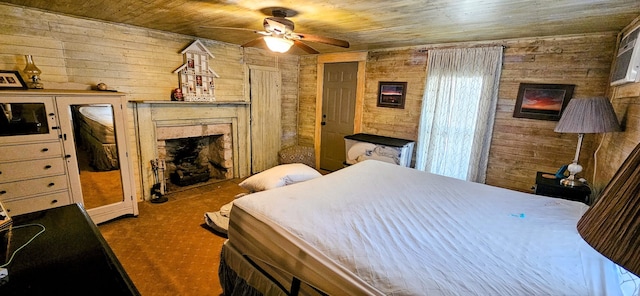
top-left (250, 66), bottom-right (282, 173)
top-left (320, 62), bottom-right (358, 171)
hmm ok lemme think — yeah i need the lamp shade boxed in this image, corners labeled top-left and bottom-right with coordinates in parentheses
top-left (264, 36), bottom-right (294, 53)
top-left (554, 97), bottom-right (621, 133)
top-left (577, 141), bottom-right (640, 277)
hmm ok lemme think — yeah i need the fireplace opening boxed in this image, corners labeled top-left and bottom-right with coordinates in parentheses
top-left (160, 133), bottom-right (232, 193)
top-left (169, 137), bottom-right (211, 186)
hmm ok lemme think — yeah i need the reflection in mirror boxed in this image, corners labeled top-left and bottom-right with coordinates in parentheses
top-left (71, 104), bottom-right (124, 209)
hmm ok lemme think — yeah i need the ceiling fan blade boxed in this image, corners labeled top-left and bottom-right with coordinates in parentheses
top-left (241, 37), bottom-right (265, 48)
top-left (293, 33), bottom-right (350, 48)
top-left (293, 40), bottom-right (319, 54)
top-left (199, 26), bottom-right (258, 33)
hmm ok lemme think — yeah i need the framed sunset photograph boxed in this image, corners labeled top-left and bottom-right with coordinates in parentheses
top-left (377, 81), bottom-right (407, 109)
top-left (513, 83), bottom-right (575, 121)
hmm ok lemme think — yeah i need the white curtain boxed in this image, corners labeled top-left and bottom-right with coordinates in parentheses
top-left (415, 46), bottom-right (503, 182)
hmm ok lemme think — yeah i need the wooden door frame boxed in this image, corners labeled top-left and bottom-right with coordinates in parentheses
top-left (314, 52), bottom-right (367, 168)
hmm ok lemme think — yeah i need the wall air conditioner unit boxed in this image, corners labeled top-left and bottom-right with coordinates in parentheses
top-left (611, 24), bottom-right (640, 86)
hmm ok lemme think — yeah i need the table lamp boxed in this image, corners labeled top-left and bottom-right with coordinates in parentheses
top-left (554, 97), bottom-right (620, 187)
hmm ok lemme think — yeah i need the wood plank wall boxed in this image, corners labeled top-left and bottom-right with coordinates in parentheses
top-left (490, 34), bottom-right (616, 192)
top-left (599, 82), bottom-right (640, 191)
top-left (595, 17), bottom-right (640, 196)
top-left (1, 3), bottom-right (635, 197)
top-left (299, 33), bottom-right (618, 193)
top-left (298, 56), bottom-right (319, 147)
top-left (0, 4), bottom-right (298, 200)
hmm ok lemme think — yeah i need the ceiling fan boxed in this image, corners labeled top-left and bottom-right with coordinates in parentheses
top-left (209, 7), bottom-right (350, 54)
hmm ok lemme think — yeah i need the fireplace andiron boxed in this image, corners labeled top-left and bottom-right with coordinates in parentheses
top-left (150, 159), bottom-right (168, 203)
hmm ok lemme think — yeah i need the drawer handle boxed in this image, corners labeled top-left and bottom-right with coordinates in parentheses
top-left (41, 148), bottom-right (49, 152)
top-left (0, 190), bottom-right (6, 195)
top-left (48, 182), bottom-right (55, 187)
top-left (44, 165), bottom-right (52, 169)
top-left (51, 199), bottom-right (58, 204)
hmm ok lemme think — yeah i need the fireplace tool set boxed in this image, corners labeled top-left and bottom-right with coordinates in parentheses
top-left (150, 159), bottom-right (168, 203)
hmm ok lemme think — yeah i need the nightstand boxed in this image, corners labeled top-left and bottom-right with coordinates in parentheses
top-left (533, 172), bottom-right (591, 204)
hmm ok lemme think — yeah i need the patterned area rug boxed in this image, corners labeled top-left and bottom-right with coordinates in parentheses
top-left (98, 179), bottom-right (247, 295)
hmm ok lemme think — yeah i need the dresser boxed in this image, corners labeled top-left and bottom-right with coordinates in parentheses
top-left (0, 96), bottom-right (72, 215)
top-left (0, 90), bottom-right (138, 223)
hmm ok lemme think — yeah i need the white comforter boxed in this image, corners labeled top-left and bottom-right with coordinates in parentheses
top-left (232, 160), bottom-right (622, 295)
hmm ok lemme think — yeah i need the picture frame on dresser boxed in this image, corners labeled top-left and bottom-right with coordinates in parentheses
top-left (513, 83), bottom-right (575, 121)
top-left (0, 70), bottom-right (27, 90)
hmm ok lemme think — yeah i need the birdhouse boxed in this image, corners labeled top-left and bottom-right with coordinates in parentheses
top-left (173, 40), bottom-right (220, 102)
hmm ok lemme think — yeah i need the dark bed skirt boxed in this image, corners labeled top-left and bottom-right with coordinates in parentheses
top-left (219, 242), bottom-right (294, 296)
top-left (218, 247), bottom-right (263, 296)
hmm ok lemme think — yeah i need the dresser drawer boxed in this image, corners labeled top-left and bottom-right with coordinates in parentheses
top-left (0, 158), bottom-right (66, 182)
top-left (3, 191), bottom-right (71, 216)
top-left (0, 141), bottom-right (63, 162)
top-left (0, 175), bottom-right (68, 199)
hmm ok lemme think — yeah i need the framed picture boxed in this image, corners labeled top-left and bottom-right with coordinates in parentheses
top-left (377, 81), bottom-right (407, 109)
top-left (0, 70), bottom-right (27, 90)
top-left (513, 83), bottom-right (575, 121)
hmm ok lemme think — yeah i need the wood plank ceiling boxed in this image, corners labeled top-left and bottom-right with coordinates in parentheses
top-left (1, 0), bottom-right (639, 55)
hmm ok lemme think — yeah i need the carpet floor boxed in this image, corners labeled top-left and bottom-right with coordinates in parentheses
top-left (98, 179), bottom-right (247, 296)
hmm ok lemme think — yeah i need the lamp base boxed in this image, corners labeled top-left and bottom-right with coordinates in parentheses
top-left (560, 178), bottom-right (585, 187)
top-left (27, 82), bottom-right (43, 89)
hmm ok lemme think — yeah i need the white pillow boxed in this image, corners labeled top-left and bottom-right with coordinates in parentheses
top-left (239, 163), bottom-right (322, 192)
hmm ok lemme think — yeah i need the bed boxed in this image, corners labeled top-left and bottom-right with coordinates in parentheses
top-left (219, 160), bottom-right (635, 296)
top-left (75, 104), bottom-right (119, 171)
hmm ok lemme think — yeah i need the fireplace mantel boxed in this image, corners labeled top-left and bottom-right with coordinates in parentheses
top-left (132, 100), bottom-right (251, 200)
top-left (129, 100), bottom-right (250, 106)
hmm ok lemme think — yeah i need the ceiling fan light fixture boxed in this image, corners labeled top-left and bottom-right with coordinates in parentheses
top-left (264, 36), bottom-right (293, 53)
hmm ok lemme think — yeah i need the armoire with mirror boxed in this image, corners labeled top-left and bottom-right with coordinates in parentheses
top-left (0, 90), bottom-right (137, 224)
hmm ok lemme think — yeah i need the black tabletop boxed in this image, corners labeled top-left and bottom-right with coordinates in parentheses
top-left (344, 133), bottom-right (413, 147)
top-left (0, 204), bottom-right (139, 296)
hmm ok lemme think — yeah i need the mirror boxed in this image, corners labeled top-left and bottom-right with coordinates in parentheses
top-left (70, 104), bottom-right (124, 210)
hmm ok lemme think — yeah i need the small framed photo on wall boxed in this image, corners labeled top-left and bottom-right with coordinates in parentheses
top-left (513, 83), bottom-right (575, 121)
top-left (377, 81), bottom-right (407, 109)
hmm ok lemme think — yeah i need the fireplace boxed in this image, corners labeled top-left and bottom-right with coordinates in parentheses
top-left (133, 101), bottom-right (251, 201)
top-left (156, 123), bottom-right (233, 192)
